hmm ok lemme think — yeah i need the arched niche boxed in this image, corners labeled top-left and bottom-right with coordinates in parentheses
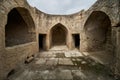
top-left (5, 7), bottom-right (36, 47)
top-left (50, 23), bottom-right (68, 48)
top-left (84, 11), bottom-right (111, 51)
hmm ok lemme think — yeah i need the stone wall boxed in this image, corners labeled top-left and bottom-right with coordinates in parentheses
top-left (114, 27), bottom-right (120, 76)
top-left (36, 0), bottom-right (119, 52)
top-left (36, 9), bottom-right (84, 34)
top-left (0, 0), bottom-right (38, 79)
top-left (36, 9), bottom-right (84, 50)
top-left (35, 0), bottom-right (120, 77)
top-left (0, 0), bottom-right (120, 79)
top-left (80, 0), bottom-right (119, 52)
top-left (81, 0), bottom-right (120, 75)
top-left (115, 0), bottom-right (120, 76)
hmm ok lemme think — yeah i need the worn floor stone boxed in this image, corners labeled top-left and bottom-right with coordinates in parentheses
top-left (72, 70), bottom-right (87, 80)
top-left (7, 51), bottom-right (115, 80)
top-left (35, 58), bottom-right (46, 65)
top-left (65, 52), bottom-right (72, 57)
top-left (55, 70), bottom-right (73, 79)
top-left (1, 0), bottom-right (120, 79)
top-left (46, 58), bottom-right (58, 66)
top-left (58, 58), bottom-right (74, 66)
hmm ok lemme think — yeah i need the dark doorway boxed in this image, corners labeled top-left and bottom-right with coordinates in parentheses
top-left (73, 34), bottom-right (80, 49)
top-left (39, 34), bottom-right (46, 50)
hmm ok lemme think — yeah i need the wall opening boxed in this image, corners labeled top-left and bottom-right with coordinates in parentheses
top-left (7, 69), bottom-right (15, 78)
top-left (24, 55), bottom-right (34, 64)
top-left (39, 34), bottom-right (46, 50)
top-left (5, 8), bottom-right (36, 47)
top-left (73, 34), bottom-right (80, 49)
top-left (84, 11), bottom-right (111, 51)
top-left (50, 23), bottom-right (68, 48)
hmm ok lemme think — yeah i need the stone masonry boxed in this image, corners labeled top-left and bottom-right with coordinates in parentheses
top-left (0, 0), bottom-right (120, 80)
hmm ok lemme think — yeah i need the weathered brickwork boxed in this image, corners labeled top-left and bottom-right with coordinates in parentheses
top-left (0, 0), bottom-right (120, 79)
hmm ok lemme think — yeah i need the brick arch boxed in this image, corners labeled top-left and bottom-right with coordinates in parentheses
top-left (5, 7), bottom-right (36, 47)
top-left (83, 11), bottom-right (111, 51)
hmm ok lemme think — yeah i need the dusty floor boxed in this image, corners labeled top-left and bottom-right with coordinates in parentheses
top-left (8, 50), bottom-right (115, 80)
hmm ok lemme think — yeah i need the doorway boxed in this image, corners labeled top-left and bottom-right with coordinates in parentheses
top-left (51, 23), bottom-right (68, 47)
top-left (73, 34), bottom-right (80, 49)
top-left (39, 34), bottom-right (46, 51)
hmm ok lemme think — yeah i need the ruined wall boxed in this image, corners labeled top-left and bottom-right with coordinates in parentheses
top-left (0, 0), bottom-right (120, 79)
top-left (0, 0), bottom-right (38, 79)
top-left (35, 0), bottom-right (120, 76)
top-left (82, 0), bottom-right (120, 76)
top-left (114, 0), bottom-right (120, 76)
top-left (36, 9), bottom-right (84, 50)
top-left (36, 0), bottom-right (118, 52)
top-left (80, 0), bottom-right (119, 52)
top-left (36, 9), bottom-right (84, 34)
top-left (114, 27), bottom-right (120, 76)
top-left (5, 8), bottom-right (36, 47)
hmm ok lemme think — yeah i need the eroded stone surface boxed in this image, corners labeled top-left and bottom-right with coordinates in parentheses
top-left (0, 0), bottom-right (120, 79)
top-left (8, 52), bottom-right (115, 80)
top-left (58, 58), bottom-right (74, 66)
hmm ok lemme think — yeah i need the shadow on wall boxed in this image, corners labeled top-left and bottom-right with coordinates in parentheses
top-left (50, 23), bottom-right (68, 48)
top-left (83, 11), bottom-right (111, 51)
top-left (5, 7), bottom-right (36, 47)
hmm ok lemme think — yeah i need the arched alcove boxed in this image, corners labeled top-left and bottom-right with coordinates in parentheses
top-left (5, 7), bottom-right (36, 47)
top-left (50, 23), bottom-right (68, 48)
top-left (84, 11), bottom-right (111, 51)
